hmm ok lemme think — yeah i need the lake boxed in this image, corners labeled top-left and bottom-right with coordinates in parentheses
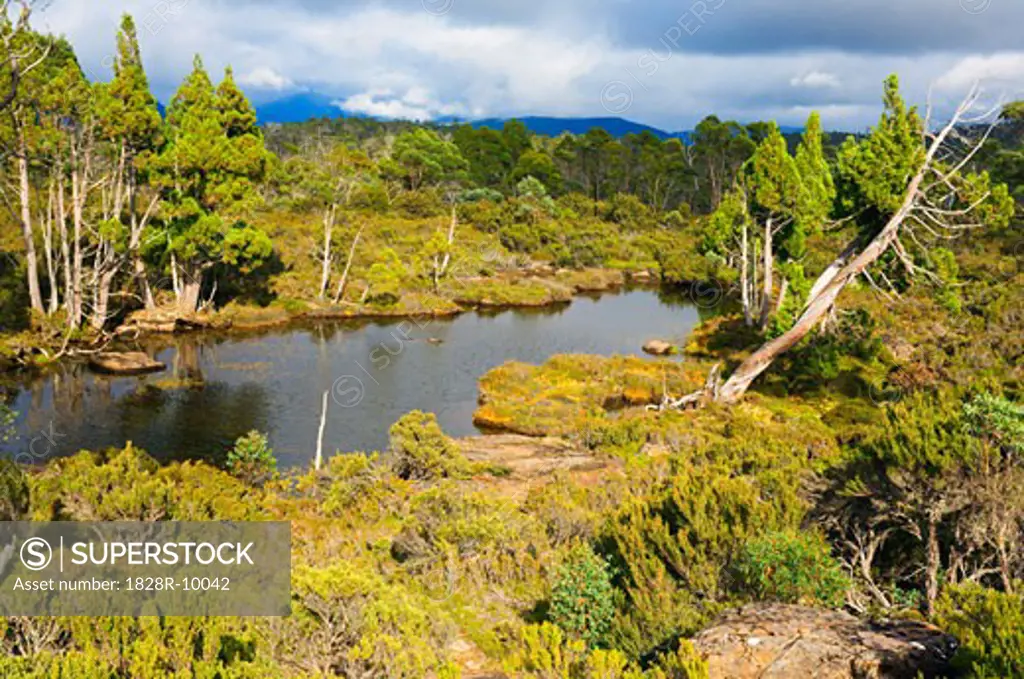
top-left (1, 287), bottom-right (713, 468)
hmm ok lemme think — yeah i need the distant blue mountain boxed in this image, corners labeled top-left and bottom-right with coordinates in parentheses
top-left (255, 93), bottom-right (341, 124)
top-left (472, 116), bottom-right (680, 139)
top-left (249, 92), bottom-right (814, 139)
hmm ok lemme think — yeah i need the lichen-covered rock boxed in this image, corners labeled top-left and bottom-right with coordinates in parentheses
top-left (88, 352), bottom-right (165, 376)
top-left (643, 339), bottom-right (677, 356)
top-left (692, 604), bottom-right (957, 679)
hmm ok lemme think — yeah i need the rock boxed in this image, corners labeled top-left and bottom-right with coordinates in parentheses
top-left (88, 352), bottom-right (166, 376)
top-left (692, 604), bottom-right (957, 679)
top-left (458, 435), bottom-right (606, 480)
top-left (642, 340), bottom-right (677, 356)
top-left (631, 270), bottom-right (654, 283)
top-left (117, 308), bottom-right (214, 335)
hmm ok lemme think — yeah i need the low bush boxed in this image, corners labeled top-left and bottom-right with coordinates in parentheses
top-left (733, 530), bottom-right (849, 607)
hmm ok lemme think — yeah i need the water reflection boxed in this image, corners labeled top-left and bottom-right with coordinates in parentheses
top-left (2, 288), bottom-right (713, 468)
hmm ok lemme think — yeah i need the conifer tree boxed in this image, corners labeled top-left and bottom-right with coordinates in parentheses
top-left (96, 13), bottom-right (162, 308)
top-left (157, 57), bottom-right (271, 313)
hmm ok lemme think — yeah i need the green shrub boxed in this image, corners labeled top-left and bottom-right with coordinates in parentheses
top-left (0, 403), bottom-right (14, 442)
top-left (550, 543), bottom-right (616, 647)
top-left (389, 411), bottom-right (470, 480)
top-left (935, 584), bottom-right (1024, 678)
top-left (645, 639), bottom-right (709, 679)
top-left (226, 431), bottom-right (277, 484)
top-left (0, 459), bottom-right (28, 521)
top-left (733, 530), bottom-right (849, 607)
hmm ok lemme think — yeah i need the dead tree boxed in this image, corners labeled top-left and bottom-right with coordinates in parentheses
top-left (670, 84), bottom-right (1009, 407)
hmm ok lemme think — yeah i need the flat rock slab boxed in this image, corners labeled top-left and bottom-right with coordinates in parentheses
top-left (643, 340), bottom-right (677, 356)
top-left (457, 435), bottom-right (607, 479)
top-left (88, 352), bottom-right (166, 376)
top-left (693, 604), bottom-right (957, 679)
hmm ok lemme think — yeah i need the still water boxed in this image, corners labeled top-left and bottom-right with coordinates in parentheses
top-left (2, 288), bottom-right (710, 468)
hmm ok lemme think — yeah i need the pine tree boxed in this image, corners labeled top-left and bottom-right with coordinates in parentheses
top-left (96, 13), bottom-right (163, 309)
top-left (157, 56), bottom-right (271, 313)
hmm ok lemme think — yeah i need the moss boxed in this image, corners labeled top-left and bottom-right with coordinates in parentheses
top-left (475, 354), bottom-right (715, 437)
top-left (448, 277), bottom-right (573, 307)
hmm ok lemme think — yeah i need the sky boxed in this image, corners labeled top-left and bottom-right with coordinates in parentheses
top-left (35, 0), bottom-right (1024, 131)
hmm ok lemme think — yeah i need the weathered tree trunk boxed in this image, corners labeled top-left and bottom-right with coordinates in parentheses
top-left (17, 132), bottom-right (43, 314)
top-left (43, 181), bottom-right (58, 314)
top-left (740, 217), bottom-right (752, 326)
top-left (758, 218), bottom-right (774, 331)
top-left (440, 206), bottom-right (457, 277)
top-left (332, 226), bottom-right (363, 304)
top-left (57, 173), bottom-right (71, 318)
top-left (70, 143), bottom-right (86, 328)
top-left (924, 510), bottom-right (941, 616)
top-left (177, 264), bottom-right (204, 315)
top-left (717, 163), bottom-right (925, 404)
top-left (774, 278), bottom-right (789, 316)
top-left (318, 204), bottom-right (337, 300)
top-left (127, 162), bottom-right (155, 310)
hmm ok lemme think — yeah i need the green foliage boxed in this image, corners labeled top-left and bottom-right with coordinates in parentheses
top-left (793, 111), bottom-right (837, 235)
top-left (0, 402), bottom-right (14, 442)
top-left (382, 128), bottom-right (469, 190)
top-left (861, 389), bottom-right (981, 477)
top-left (733, 530), bottom-right (849, 607)
top-left (837, 74), bottom-right (925, 219)
top-left (935, 584), bottom-right (1024, 678)
top-left (156, 56), bottom-right (273, 311)
top-left (226, 430), bottom-right (277, 484)
top-left (962, 392), bottom-right (1024, 452)
top-left (283, 563), bottom-right (454, 678)
top-left (645, 640), bottom-right (709, 679)
top-left (388, 410), bottom-right (470, 480)
top-left (28, 445), bottom-right (265, 521)
top-left (0, 458), bottom-right (28, 521)
top-left (550, 543), bottom-right (616, 647)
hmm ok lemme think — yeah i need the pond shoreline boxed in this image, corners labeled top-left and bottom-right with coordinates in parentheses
top-left (2, 267), bottom-right (666, 377)
top-left (2, 287), bottom-right (707, 465)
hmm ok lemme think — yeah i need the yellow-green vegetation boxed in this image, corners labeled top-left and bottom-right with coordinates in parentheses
top-left (475, 354), bottom-right (713, 436)
top-left (0, 393), bottom-right (831, 677)
top-left (448, 277), bottom-right (574, 308)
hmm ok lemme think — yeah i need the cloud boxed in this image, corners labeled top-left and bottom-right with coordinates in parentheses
top-left (790, 71), bottom-right (841, 89)
top-left (238, 67), bottom-right (293, 90)
top-left (34, 0), bottom-right (1024, 131)
top-left (339, 87), bottom-right (471, 121)
top-left (934, 53), bottom-right (1024, 94)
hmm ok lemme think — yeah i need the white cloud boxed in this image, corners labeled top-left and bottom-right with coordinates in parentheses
top-left (338, 88), bottom-right (469, 121)
top-left (238, 67), bottom-right (293, 90)
top-left (934, 53), bottom-right (1024, 93)
top-left (790, 70), bottom-right (840, 89)
top-left (34, 0), bottom-right (1024, 130)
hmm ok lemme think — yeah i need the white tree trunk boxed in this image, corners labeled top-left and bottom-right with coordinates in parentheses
top-left (17, 132), bottom-right (43, 314)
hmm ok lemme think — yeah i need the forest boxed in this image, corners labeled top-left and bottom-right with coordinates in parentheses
top-left (0, 3), bottom-right (1023, 679)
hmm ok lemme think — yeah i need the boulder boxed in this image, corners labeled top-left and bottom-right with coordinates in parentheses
top-left (88, 352), bottom-right (166, 376)
top-left (642, 340), bottom-right (677, 356)
top-left (692, 604), bottom-right (957, 679)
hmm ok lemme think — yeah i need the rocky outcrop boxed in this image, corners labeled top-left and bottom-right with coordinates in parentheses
top-left (458, 435), bottom-right (607, 480)
top-left (692, 604), bottom-right (957, 679)
top-left (117, 309), bottom-right (214, 334)
top-left (88, 352), bottom-right (166, 376)
top-left (643, 339), bottom-right (677, 356)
